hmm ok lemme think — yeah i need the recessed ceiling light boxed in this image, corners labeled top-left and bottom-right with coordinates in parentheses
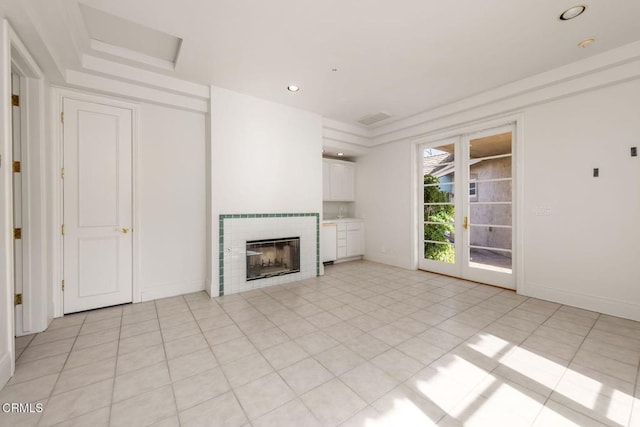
top-left (337, 152), bottom-right (344, 156)
top-left (578, 38), bottom-right (595, 48)
top-left (287, 85), bottom-right (299, 92)
top-left (559, 5), bottom-right (587, 21)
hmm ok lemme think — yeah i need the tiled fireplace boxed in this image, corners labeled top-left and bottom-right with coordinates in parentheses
top-left (218, 213), bottom-right (319, 295)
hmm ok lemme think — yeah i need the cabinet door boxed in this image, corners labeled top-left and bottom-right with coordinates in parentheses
top-left (323, 160), bottom-right (331, 201)
top-left (329, 163), bottom-right (345, 201)
top-left (344, 163), bottom-right (355, 201)
top-left (321, 224), bottom-right (337, 262)
top-left (346, 225), bottom-right (363, 257)
top-left (336, 226), bottom-right (347, 259)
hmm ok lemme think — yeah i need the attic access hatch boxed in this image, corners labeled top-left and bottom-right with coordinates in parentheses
top-left (79, 4), bottom-right (182, 70)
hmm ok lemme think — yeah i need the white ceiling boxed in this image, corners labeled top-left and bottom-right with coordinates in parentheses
top-left (4, 0), bottom-right (640, 127)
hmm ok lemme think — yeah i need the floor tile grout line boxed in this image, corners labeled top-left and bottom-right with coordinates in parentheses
top-left (628, 361), bottom-right (640, 427)
top-left (36, 310), bottom-right (100, 425)
top-left (11, 261), bottom-right (640, 426)
top-left (210, 288), bottom-right (334, 424)
top-left (235, 270), bottom-right (487, 424)
top-left (530, 311), bottom-right (605, 427)
top-left (398, 291), bottom-right (544, 425)
top-left (181, 293), bottom-right (258, 424)
top-left (483, 299), bottom-right (564, 426)
top-left (105, 308), bottom-right (125, 427)
top-left (153, 296), bottom-right (188, 427)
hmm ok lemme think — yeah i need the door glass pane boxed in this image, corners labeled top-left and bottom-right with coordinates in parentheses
top-left (469, 225), bottom-right (512, 251)
top-left (469, 204), bottom-right (512, 226)
top-left (424, 240), bottom-right (455, 264)
top-left (469, 247), bottom-right (512, 273)
top-left (425, 183), bottom-right (454, 203)
top-left (470, 157), bottom-right (512, 179)
top-left (469, 132), bottom-right (512, 158)
top-left (423, 143), bottom-right (456, 263)
top-left (424, 144), bottom-right (454, 175)
top-left (424, 205), bottom-right (455, 223)
top-left (469, 132), bottom-right (512, 183)
top-left (470, 180), bottom-right (512, 203)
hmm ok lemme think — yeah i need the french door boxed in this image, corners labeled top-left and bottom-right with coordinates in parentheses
top-left (419, 125), bottom-right (515, 289)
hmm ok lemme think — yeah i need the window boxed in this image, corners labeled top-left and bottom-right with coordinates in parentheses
top-left (469, 173), bottom-right (478, 202)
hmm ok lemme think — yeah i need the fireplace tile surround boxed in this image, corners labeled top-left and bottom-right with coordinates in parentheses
top-left (219, 213), bottom-right (320, 296)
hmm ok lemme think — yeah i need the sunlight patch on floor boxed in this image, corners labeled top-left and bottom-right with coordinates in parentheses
top-left (399, 340), bottom-right (633, 426)
top-left (370, 398), bottom-right (437, 427)
top-left (466, 333), bottom-right (510, 358)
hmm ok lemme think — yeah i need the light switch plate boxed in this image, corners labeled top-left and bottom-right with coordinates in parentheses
top-left (533, 207), bottom-right (552, 216)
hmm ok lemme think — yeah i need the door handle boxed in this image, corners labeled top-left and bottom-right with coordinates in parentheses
top-left (463, 216), bottom-right (468, 230)
top-left (117, 227), bottom-right (129, 234)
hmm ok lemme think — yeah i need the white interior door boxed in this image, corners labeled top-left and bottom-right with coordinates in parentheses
top-left (419, 125), bottom-right (515, 289)
top-left (63, 98), bottom-right (133, 313)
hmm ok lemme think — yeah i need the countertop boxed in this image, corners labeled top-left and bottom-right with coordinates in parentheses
top-left (322, 218), bottom-right (364, 224)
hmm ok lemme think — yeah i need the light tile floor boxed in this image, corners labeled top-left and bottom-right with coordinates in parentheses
top-left (1, 261), bottom-right (639, 426)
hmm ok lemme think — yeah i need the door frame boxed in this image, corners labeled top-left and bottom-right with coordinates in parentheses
top-left (1, 19), bottom-right (47, 387)
top-left (413, 113), bottom-right (525, 292)
top-left (9, 29), bottom-right (47, 333)
top-left (51, 87), bottom-right (141, 317)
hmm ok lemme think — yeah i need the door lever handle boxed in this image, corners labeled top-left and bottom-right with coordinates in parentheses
top-left (118, 227), bottom-right (129, 234)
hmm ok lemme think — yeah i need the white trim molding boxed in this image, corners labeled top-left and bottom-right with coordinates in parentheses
top-left (65, 70), bottom-right (208, 113)
top-left (10, 23), bottom-right (48, 336)
top-left (322, 41), bottom-right (640, 158)
top-left (0, 18), bottom-right (16, 388)
top-left (81, 55), bottom-right (210, 99)
top-left (322, 118), bottom-right (372, 157)
top-left (140, 280), bottom-right (205, 302)
top-left (523, 282), bottom-right (640, 323)
top-left (0, 352), bottom-right (12, 390)
top-left (371, 40), bottom-right (640, 146)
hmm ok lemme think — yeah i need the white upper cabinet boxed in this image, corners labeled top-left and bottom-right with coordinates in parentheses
top-left (343, 163), bottom-right (355, 201)
top-left (323, 159), bottom-right (356, 201)
top-left (322, 160), bottom-right (331, 201)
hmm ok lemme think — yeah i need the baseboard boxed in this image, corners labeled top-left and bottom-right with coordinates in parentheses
top-left (521, 282), bottom-right (640, 322)
top-left (140, 280), bottom-right (205, 302)
top-left (362, 254), bottom-right (413, 270)
top-left (333, 256), bottom-right (363, 264)
top-left (0, 351), bottom-right (13, 391)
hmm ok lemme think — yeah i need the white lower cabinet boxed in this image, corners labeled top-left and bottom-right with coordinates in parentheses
top-left (346, 228), bottom-right (363, 257)
top-left (334, 220), bottom-right (364, 260)
top-left (321, 224), bottom-right (337, 262)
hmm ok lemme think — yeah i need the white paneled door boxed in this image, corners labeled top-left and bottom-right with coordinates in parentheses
top-left (63, 98), bottom-right (133, 313)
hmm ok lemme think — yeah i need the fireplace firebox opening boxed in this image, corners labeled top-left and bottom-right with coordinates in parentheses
top-left (246, 237), bottom-right (300, 281)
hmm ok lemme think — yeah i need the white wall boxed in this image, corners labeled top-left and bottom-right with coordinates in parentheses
top-left (208, 86), bottom-right (323, 295)
top-left (139, 103), bottom-right (206, 300)
top-left (522, 82), bottom-right (640, 320)
top-left (355, 140), bottom-right (415, 270)
top-left (356, 79), bottom-right (640, 321)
